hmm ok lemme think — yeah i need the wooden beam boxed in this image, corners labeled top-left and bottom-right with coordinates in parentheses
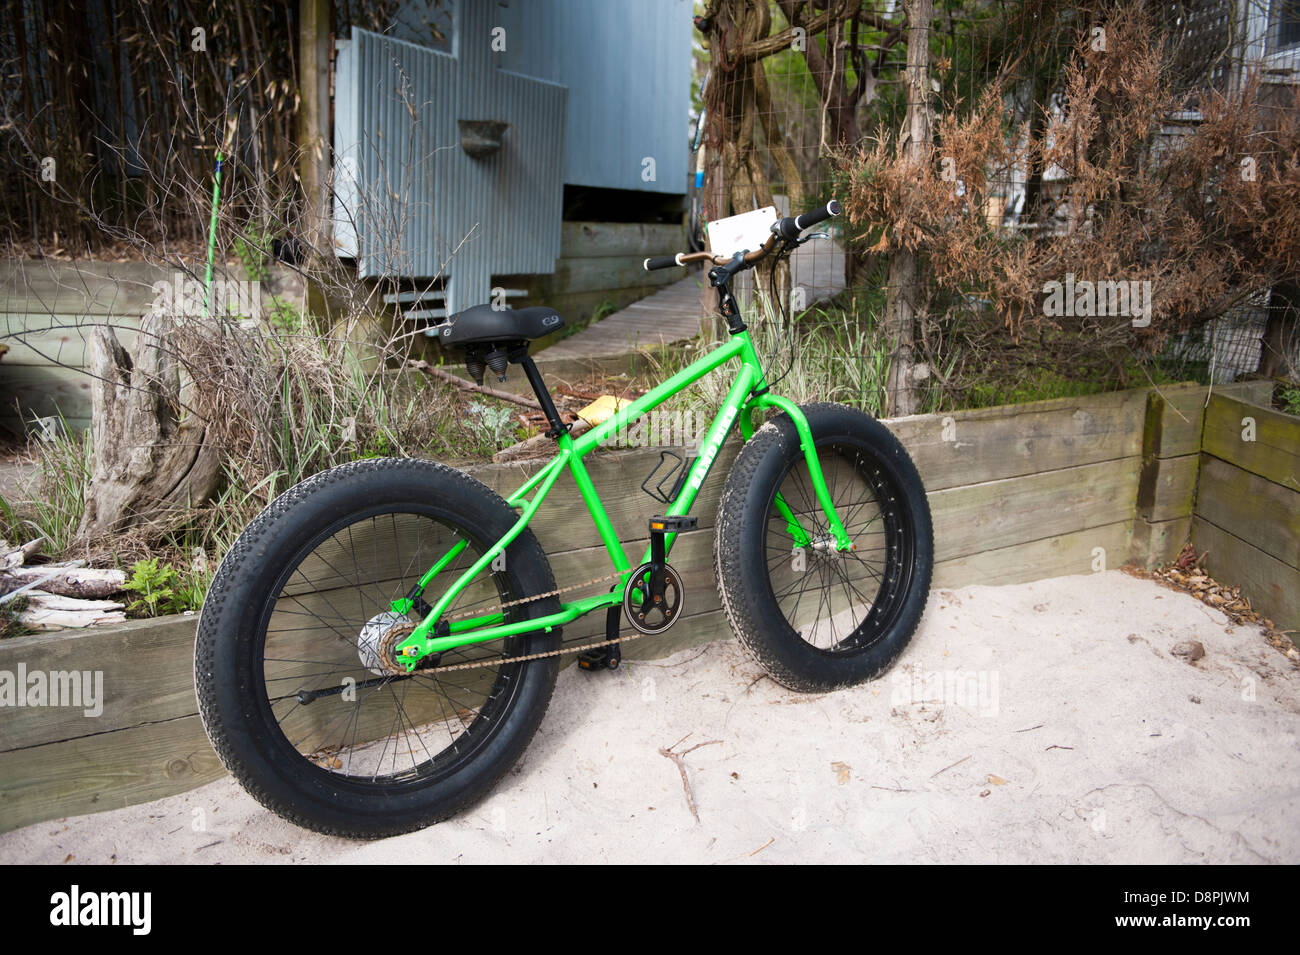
top-left (1192, 516), bottom-right (1299, 635)
top-left (1196, 454), bottom-right (1300, 571)
top-left (1203, 393), bottom-right (1300, 492)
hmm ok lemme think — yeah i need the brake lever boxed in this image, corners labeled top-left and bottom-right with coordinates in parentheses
top-left (794, 231), bottom-right (831, 246)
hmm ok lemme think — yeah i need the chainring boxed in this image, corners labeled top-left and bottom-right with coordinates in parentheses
top-left (622, 562), bottom-right (685, 635)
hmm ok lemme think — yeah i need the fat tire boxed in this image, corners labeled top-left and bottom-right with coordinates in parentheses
top-left (715, 402), bottom-right (933, 691)
top-left (194, 458), bottom-right (560, 838)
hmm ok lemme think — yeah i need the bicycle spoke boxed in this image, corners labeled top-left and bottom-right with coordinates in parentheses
top-left (259, 509), bottom-right (537, 787)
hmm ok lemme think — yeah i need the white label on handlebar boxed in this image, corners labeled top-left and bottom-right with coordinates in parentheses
top-left (705, 206), bottom-right (778, 258)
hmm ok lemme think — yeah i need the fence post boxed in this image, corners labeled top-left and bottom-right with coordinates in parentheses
top-left (1131, 386), bottom-right (1204, 567)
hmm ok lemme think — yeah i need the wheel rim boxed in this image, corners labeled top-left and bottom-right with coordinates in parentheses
top-left (251, 505), bottom-right (532, 791)
top-left (760, 437), bottom-right (915, 653)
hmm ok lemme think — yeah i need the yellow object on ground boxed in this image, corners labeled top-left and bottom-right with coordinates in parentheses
top-left (577, 395), bottom-right (627, 426)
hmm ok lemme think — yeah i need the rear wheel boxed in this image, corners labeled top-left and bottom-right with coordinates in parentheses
top-left (195, 458), bottom-right (560, 838)
top-left (715, 403), bottom-right (933, 691)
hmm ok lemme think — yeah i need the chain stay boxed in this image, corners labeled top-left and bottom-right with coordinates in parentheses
top-left (421, 569), bottom-right (638, 672)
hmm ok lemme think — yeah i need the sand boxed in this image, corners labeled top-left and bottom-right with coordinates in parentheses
top-left (2, 570), bottom-right (1297, 864)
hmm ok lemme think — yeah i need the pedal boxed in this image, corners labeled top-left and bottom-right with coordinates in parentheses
top-left (578, 605), bottom-right (622, 672)
top-left (649, 514), bottom-right (696, 566)
top-left (649, 514), bottom-right (698, 534)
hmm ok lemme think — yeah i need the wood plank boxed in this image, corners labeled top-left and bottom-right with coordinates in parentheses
top-left (1129, 515), bottom-right (1191, 568)
top-left (883, 388), bottom-right (1147, 492)
top-left (1, 261), bottom-right (172, 317)
top-left (934, 520), bottom-right (1134, 588)
top-left (560, 221), bottom-right (686, 259)
top-left (1219, 379), bottom-right (1275, 407)
top-left (1203, 393), bottom-right (1300, 492)
top-left (0, 363), bottom-right (96, 429)
top-left (1, 314), bottom-right (141, 368)
top-left (1, 260), bottom-right (299, 322)
top-left (535, 255), bottom-right (682, 297)
top-left (1136, 452), bottom-right (1199, 522)
top-left (1143, 382), bottom-right (1212, 458)
top-left (471, 441), bottom-right (743, 552)
top-left (1192, 516), bottom-right (1300, 634)
top-left (1196, 455), bottom-right (1300, 570)
top-left (926, 457), bottom-right (1141, 563)
top-left (0, 616), bottom-right (199, 750)
top-left (0, 712), bottom-right (225, 833)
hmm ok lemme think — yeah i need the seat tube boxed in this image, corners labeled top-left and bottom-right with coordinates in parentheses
top-left (563, 432), bottom-right (632, 573)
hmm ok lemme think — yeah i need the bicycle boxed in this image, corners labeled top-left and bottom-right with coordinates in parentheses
top-left (194, 199), bottom-right (934, 838)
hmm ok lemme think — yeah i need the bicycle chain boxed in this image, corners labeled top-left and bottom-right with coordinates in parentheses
top-left (411, 569), bottom-right (646, 673)
top-left (441, 570), bottom-right (626, 622)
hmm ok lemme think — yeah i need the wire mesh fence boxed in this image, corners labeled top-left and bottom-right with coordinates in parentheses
top-left (693, 0), bottom-right (1300, 416)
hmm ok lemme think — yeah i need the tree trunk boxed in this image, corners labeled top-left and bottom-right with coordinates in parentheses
top-left (883, 0), bottom-right (933, 417)
top-left (1258, 280), bottom-right (1299, 380)
top-left (297, 0), bottom-right (333, 257)
top-left (77, 314), bottom-right (224, 541)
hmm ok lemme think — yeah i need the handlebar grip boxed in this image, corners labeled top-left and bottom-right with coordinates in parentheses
top-left (775, 199), bottom-right (842, 240)
top-left (644, 254), bottom-right (684, 271)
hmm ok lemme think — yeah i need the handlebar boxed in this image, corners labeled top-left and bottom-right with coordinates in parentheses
top-left (643, 198), bottom-right (842, 271)
top-left (773, 199), bottom-right (841, 241)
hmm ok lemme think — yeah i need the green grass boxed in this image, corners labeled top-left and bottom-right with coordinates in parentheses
top-left (634, 287), bottom-right (907, 425)
top-left (0, 424), bottom-right (91, 556)
top-left (964, 369), bottom-right (1111, 409)
top-left (1278, 384), bottom-right (1300, 416)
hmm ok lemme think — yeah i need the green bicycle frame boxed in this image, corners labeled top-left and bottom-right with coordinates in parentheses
top-left (390, 327), bottom-right (853, 670)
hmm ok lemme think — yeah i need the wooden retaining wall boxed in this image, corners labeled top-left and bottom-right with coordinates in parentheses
top-left (0, 379), bottom-right (1273, 832)
top-left (1192, 391), bottom-right (1300, 635)
top-left (0, 260), bottom-right (308, 436)
top-left (0, 225), bottom-right (681, 434)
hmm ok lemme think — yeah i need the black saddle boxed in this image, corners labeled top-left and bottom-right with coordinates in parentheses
top-left (439, 304), bottom-right (564, 347)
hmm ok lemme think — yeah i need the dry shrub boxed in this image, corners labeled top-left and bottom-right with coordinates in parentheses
top-left (838, 3), bottom-right (1300, 373)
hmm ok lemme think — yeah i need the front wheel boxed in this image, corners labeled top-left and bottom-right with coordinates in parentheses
top-left (715, 402), bottom-right (933, 691)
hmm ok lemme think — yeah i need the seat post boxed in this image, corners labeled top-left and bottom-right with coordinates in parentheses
top-left (509, 346), bottom-right (568, 438)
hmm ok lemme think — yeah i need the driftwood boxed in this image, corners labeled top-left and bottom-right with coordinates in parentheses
top-left (77, 313), bottom-right (223, 540)
top-left (2, 539), bottom-right (43, 570)
top-left (0, 565), bottom-right (126, 600)
top-left (16, 591), bottom-right (126, 631)
top-left (407, 359), bottom-right (543, 411)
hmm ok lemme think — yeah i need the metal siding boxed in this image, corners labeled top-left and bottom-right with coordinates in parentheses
top-left (495, 0), bottom-right (692, 193)
top-left (334, 18), bottom-right (566, 312)
top-left (334, 0), bottom-right (687, 297)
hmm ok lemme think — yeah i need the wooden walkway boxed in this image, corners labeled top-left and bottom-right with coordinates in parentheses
top-left (539, 275), bottom-right (706, 360)
top-left (538, 237), bottom-right (846, 363)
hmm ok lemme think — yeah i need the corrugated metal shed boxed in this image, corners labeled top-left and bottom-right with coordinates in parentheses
top-left (493, 0), bottom-right (693, 194)
top-left (334, 6), bottom-right (566, 311)
top-left (333, 0), bottom-right (691, 312)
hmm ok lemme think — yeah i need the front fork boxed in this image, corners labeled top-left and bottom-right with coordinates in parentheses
top-left (712, 252), bottom-right (850, 553)
top-left (738, 393), bottom-right (853, 553)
